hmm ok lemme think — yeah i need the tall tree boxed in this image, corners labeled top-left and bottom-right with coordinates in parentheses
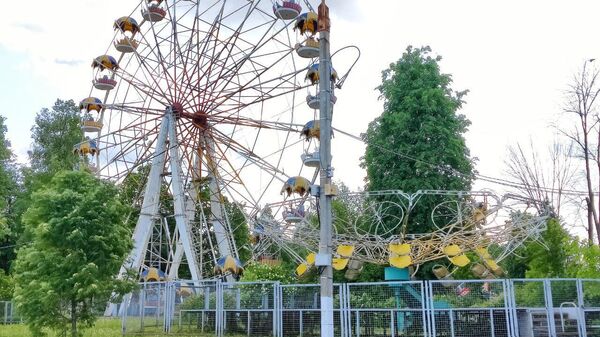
top-left (361, 46), bottom-right (474, 234)
top-left (0, 115), bottom-right (19, 273)
top-left (10, 99), bottom-right (82, 262)
top-left (13, 171), bottom-right (136, 337)
top-left (29, 99), bottom-right (81, 175)
top-left (560, 61), bottom-right (600, 244)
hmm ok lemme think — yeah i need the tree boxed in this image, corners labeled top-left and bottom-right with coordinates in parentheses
top-left (361, 46), bottom-right (474, 235)
top-left (7, 99), bottom-right (82, 271)
top-left (28, 99), bottom-right (81, 175)
top-left (0, 269), bottom-right (14, 301)
top-left (560, 61), bottom-right (600, 244)
top-left (13, 171), bottom-right (136, 337)
top-left (0, 115), bottom-right (20, 273)
top-left (502, 217), bottom-right (600, 279)
top-left (505, 140), bottom-right (577, 218)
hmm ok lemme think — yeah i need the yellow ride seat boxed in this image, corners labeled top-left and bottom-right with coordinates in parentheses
top-left (337, 245), bottom-right (354, 258)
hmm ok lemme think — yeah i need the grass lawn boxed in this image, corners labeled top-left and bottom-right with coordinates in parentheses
top-left (0, 318), bottom-right (220, 337)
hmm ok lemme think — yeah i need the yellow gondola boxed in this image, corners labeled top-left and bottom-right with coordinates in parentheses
top-left (294, 12), bottom-right (318, 36)
top-left (114, 16), bottom-right (140, 34)
top-left (79, 97), bottom-right (103, 112)
top-left (92, 55), bottom-right (119, 71)
top-left (281, 176), bottom-right (311, 197)
top-left (301, 120), bottom-right (320, 140)
top-left (214, 255), bottom-right (244, 276)
top-left (306, 63), bottom-right (338, 85)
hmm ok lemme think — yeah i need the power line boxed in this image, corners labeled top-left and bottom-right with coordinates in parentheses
top-left (332, 126), bottom-right (596, 197)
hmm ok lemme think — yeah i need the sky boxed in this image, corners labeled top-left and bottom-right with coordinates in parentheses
top-left (2, 0), bottom-right (600, 203)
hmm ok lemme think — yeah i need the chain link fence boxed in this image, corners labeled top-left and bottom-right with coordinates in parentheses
top-left (119, 278), bottom-right (600, 337)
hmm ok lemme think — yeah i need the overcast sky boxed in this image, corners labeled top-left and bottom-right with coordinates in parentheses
top-left (1, 0), bottom-right (599, 198)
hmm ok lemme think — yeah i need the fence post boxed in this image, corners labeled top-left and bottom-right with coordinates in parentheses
top-left (422, 283), bottom-right (427, 337)
top-left (390, 309), bottom-right (395, 337)
top-left (503, 279), bottom-right (515, 337)
top-left (427, 281), bottom-right (436, 337)
top-left (489, 308), bottom-right (495, 337)
top-left (449, 309), bottom-right (454, 337)
top-left (216, 279), bottom-right (222, 337)
top-left (273, 282), bottom-right (279, 337)
top-left (339, 284), bottom-right (346, 337)
top-left (346, 283), bottom-right (352, 337)
top-left (544, 280), bottom-right (557, 337)
top-left (576, 280), bottom-right (587, 337)
top-left (300, 310), bottom-right (304, 337)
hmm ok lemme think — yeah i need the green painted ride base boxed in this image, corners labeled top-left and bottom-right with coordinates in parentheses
top-left (384, 267), bottom-right (410, 281)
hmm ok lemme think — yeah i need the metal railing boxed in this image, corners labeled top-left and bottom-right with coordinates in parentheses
top-left (120, 278), bottom-right (600, 337)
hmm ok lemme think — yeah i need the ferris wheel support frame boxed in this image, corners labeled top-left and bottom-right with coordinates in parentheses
top-left (106, 110), bottom-right (204, 316)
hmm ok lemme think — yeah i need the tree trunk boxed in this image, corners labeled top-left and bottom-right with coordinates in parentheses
top-left (71, 300), bottom-right (77, 337)
top-left (587, 198), bottom-right (595, 244)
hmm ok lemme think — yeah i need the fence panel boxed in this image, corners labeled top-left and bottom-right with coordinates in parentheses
top-left (429, 279), bottom-right (509, 337)
top-left (347, 281), bottom-right (426, 337)
top-left (581, 279), bottom-right (600, 337)
top-left (548, 279), bottom-right (582, 336)
top-left (281, 284), bottom-right (321, 337)
top-left (117, 278), bottom-right (597, 336)
top-left (169, 280), bottom-right (218, 335)
top-left (220, 282), bottom-right (276, 337)
top-left (121, 282), bottom-right (169, 334)
top-left (0, 301), bottom-right (21, 324)
top-left (511, 279), bottom-right (553, 337)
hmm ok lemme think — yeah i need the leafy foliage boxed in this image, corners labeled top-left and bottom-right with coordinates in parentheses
top-left (0, 269), bottom-right (14, 300)
top-left (0, 115), bottom-right (19, 273)
top-left (28, 99), bottom-right (81, 175)
top-left (502, 217), bottom-right (600, 279)
top-left (361, 46), bottom-right (474, 236)
top-left (7, 100), bottom-right (82, 272)
top-left (13, 171), bottom-right (136, 337)
top-left (240, 262), bottom-right (294, 284)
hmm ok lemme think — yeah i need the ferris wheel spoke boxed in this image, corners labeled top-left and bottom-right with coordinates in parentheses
top-left (118, 52), bottom-right (173, 103)
top-left (140, 20), bottom-right (179, 101)
top-left (106, 103), bottom-right (165, 117)
top-left (209, 116), bottom-right (298, 133)
top-left (207, 57), bottom-right (303, 114)
top-left (164, 0), bottom-right (201, 103)
top-left (169, 4), bottom-right (203, 105)
top-left (204, 134), bottom-right (263, 206)
top-left (209, 127), bottom-right (295, 181)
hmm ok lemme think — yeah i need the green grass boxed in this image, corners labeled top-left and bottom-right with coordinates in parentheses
top-left (0, 319), bottom-right (219, 337)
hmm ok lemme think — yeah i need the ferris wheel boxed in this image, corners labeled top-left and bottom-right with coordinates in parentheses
top-left (75, 0), bottom-right (327, 282)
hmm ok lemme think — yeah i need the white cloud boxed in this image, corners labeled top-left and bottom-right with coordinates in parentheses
top-left (2, 0), bottom-right (600, 203)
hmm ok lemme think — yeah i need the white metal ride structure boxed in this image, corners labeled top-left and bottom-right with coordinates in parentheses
top-left (75, 0), bottom-right (326, 292)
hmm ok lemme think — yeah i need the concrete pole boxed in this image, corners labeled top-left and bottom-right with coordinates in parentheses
top-left (318, 2), bottom-right (334, 337)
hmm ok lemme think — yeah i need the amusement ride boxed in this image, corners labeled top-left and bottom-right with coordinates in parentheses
top-left (74, 0), bottom-right (549, 312)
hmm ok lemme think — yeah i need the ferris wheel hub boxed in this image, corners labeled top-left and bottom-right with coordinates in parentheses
top-left (170, 102), bottom-right (184, 117)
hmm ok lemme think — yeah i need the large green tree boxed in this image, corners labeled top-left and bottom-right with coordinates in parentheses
top-left (503, 217), bottom-right (600, 279)
top-left (0, 115), bottom-right (20, 273)
top-left (13, 171), bottom-right (135, 337)
top-left (9, 99), bottom-right (82, 266)
top-left (28, 99), bottom-right (81, 175)
top-left (362, 46), bottom-right (474, 234)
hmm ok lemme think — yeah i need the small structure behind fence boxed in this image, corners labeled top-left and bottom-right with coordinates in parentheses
top-left (0, 301), bottom-right (21, 324)
top-left (120, 278), bottom-right (600, 337)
